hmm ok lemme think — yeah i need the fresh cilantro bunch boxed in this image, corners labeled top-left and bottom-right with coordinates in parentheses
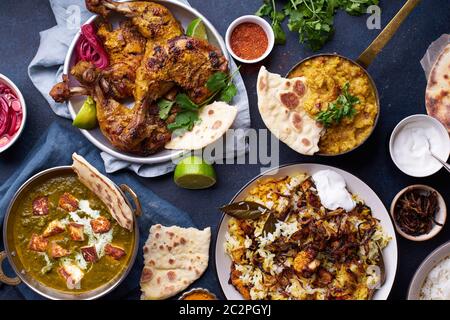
top-left (316, 82), bottom-right (359, 126)
top-left (157, 70), bottom-right (239, 132)
top-left (256, 0), bottom-right (379, 51)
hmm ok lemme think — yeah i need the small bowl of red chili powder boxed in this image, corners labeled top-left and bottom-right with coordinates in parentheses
top-left (0, 74), bottom-right (26, 153)
top-left (225, 15), bottom-right (274, 64)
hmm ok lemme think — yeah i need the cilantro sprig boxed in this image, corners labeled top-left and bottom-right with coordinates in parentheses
top-left (256, 0), bottom-right (379, 51)
top-left (157, 69), bottom-right (240, 132)
top-left (316, 83), bottom-right (359, 127)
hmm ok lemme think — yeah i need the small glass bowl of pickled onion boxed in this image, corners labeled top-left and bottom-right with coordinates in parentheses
top-left (0, 74), bottom-right (26, 153)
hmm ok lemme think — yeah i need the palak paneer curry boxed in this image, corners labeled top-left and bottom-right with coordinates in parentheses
top-left (12, 174), bottom-right (134, 293)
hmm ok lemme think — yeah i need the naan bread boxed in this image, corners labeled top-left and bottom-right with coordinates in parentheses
top-left (165, 101), bottom-right (237, 150)
top-left (257, 66), bottom-right (324, 155)
top-left (71, 153), bottom-right (133, 231)
top-left (140, 224), bottom-right (211, 300)
top-left (426, 44), bottom-right (450, 132)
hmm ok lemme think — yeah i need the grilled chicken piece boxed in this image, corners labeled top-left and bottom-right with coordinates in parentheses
top-left (85, 0), bottom-right (183, 39)
top-left (85, 1), bottom-right (228, 104)
top-left (140, 36), bottom-right (228, 103)
top-left (50, 61), bottom-right (171, 155)
top-left (92, 81), bottom-right (171, 155)
top-left (49, 75), bottom-right (90, 103)
top-left (85, 0), bottom-right (183, 102)
top-left (230, 264), bottom-right (251, 300)
top-left (96, 20), bottom-right (146, 99)
top-left (293, 248), bottom-right (320, 277)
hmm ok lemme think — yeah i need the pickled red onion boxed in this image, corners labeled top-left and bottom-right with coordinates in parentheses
top-left (0, 82), bottom-right (23, 148)
top-left (76, 23), bottom-right (109, 69)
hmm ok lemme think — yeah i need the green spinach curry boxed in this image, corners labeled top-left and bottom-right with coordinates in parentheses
top-left (12, 174), bottom-right (134, 293)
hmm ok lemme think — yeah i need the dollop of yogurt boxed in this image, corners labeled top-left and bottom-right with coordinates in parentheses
top-left (312, 170), bottom-right (356, 212)
top-left (392, 122), bottom-right (444, 176)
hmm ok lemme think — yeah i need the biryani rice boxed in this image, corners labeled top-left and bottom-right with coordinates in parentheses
top-left (225, 173), bottom-right (390, 300)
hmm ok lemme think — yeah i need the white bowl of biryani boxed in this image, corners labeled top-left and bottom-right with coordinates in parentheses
top-left (408, 241), bottom-right (450, 300)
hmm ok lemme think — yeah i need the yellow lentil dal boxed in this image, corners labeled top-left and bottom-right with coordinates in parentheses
top-left (289, 55), bottom-right (378, 155)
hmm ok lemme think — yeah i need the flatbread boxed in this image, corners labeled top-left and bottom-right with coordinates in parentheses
top-left (71, 153), bottom-right (133, 231)
top-left (257, 66), bottom-right (324, 155)
top-left (426, 43), bottom-right (450, 132)
top-left (140, 224), bottom-right (210, 300)
top-left (165, 101), bottom-right (237, 150)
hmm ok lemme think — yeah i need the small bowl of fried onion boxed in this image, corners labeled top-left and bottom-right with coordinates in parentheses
top-left (390, 185), bottom-right (446, 241)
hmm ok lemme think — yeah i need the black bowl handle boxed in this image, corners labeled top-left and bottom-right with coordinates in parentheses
top-left (0, 251), bottom-right (21, 286)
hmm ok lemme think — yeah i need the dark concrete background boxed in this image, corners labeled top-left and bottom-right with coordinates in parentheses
top-left (0, 0), bottom-right (449, 300)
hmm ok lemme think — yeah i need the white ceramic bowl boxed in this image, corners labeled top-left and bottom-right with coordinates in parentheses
top-left (390, 184), bottom-right (446, 241)
top-left (408, 241), bottom-right (450, 300)
top-left (225, 15), bottom-right (274, 64)
top-left (0, 74), bottom-right (26, 154)
top-left (389, 114), bottom-right (449, 177)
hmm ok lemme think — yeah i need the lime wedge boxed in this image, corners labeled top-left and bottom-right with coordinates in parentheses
top-left (186, 18), bottom-right (208, 41)
top-left (174, 156), bottom-right (216, 189)
top-left (73, 96), bottom-right (97, 130)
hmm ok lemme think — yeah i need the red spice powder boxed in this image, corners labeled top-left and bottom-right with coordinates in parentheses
top-left (230, 22), bottom-right (268, 60)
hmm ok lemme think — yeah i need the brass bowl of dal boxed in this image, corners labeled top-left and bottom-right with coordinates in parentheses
top-left (287, 54), bottom-right (380, 156)
top-left (285, 0), bottom-right (420, 156)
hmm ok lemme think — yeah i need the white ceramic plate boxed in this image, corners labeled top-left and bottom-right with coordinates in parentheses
top-left (64, 0), bottom-right (232, 164)
top-left (215, 163), bottom-right (398, 300)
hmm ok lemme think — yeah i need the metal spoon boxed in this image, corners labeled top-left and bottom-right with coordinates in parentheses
top-left (427, 142), bottom-right (450, 173)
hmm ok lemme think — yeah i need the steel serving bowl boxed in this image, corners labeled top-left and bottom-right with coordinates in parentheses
top-left (0, 166), bottom-right (142, 300)
top-left (64, 0), bottom-right (230, 164)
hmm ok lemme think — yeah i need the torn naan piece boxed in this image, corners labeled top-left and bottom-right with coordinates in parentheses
top-left (257, 66), bottom-right (324, 155)
top-left (140, 224), bottom-right (211, 300)
top-left (71, 153), bottom-right (133, 231)
top-left (165, 101), bottom-right (237, 150)
top-left (426, 43), bottom-right (450, 132)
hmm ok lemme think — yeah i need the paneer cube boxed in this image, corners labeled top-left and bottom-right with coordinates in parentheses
top-left (28, 234), bottom-right (48, 252)
top-left (48, 241), bottom-right (70, 258)
top-left (58, 192), bottom-right (79, 212)
top-left (42, 220), bottom-right (65, 238)
top-left (90, 216), bottom-right (111, 234)
top-left (32, 196), bottom-right (49, 216)
top-left (105, 244), bottom-right (126, 260)
top-left (68, 223), bottom-right (84, 241)
top-left (81, 246), bottom-right (98, 263)
top-left (58, 263), bottom-right (84, 290)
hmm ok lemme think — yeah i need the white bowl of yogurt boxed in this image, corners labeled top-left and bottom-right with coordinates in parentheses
top-left (390, 114), bottom-right (449, 177)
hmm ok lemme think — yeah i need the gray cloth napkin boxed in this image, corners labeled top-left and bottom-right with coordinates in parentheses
top-left (28, 0), bottom-right (250, 177)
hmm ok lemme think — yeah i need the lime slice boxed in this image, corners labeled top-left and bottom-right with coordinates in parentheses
top-left (174, 156), bottom-right (216, 189)
top-left (186, 18), bottom-right (208, 41)
top-left (73, 96), bottom-right (97, 129)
